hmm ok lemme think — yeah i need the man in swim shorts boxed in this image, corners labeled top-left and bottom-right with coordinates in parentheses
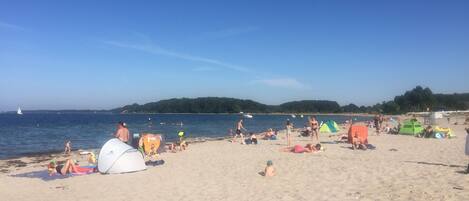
top-left (234, 119), bottom-right (246, 144)
top-left (115, 121), bottom-right (130, 144)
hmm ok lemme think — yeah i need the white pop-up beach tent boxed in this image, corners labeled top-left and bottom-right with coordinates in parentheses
top-left (98, 138), bottom-right (146, 174)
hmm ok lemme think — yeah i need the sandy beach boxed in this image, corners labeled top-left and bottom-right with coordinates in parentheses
top-left (1, 117), bottom-right (468, 201)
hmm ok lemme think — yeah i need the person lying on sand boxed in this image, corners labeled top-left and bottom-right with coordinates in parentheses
top-left (281, 143), bottom-right (322, 153)
top-left (48, 159), bottom-right (95, 176)
top-left (335, 134), bottom-right (348, 143)
top-left (264, 160), bottom-right (275, 177)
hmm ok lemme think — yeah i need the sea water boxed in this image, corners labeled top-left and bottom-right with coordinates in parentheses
top-left (0, 113), bottom-right (371, 159)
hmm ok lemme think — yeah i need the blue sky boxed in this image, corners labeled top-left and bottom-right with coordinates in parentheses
top-left (1, 0), bottom-right (468, 110)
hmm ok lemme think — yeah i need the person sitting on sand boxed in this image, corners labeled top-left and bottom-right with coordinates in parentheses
top-left (167, 142), bottom-right (178, 153)
top-left (179, 140), bottom-right (188, 150)
top-left (281, 143), bottom-right (321, 153)
top-left (262, 128), bottom-right (276, 140)
top-left (301, 125), bottom-right (312, 137)
top-left (64, 140), bottom-right (71, 155)
top-left (48, 159), bottom-right (95, 176)
top-left (352, 133), bottom-right (367, 150)
top-left (250, 133), bottom-right (258, 144)
top-left (167, 140), bottom-right (187, 152)
top-left (264, 160), bottom-right (275, 177)
top-left (420, 125), bottom-right (433, 138)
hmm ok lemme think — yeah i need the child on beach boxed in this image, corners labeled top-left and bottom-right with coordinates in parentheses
top-left (64, 140), bottom-right (71, 155)
top-left (264, 160), bottom-right (275, 177)
top-left (286, 119), bottom-right (293, 147)
top-left (250, 133), bottom-right (258, 144)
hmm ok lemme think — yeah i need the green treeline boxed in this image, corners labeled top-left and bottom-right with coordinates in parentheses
top-left (115, 86), bottom-right (468, 114)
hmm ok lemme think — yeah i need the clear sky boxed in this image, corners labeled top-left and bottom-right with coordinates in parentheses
top-left (1, 0), bottom-right (468, 110)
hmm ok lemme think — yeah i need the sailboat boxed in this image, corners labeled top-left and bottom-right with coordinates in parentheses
top-left (243, 114), bottom-right (253, 118)
top-left (17, 107), bottom-right (23, 115)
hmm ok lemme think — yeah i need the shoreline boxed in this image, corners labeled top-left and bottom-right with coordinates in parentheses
top-left (0, 135), bottom-right (232, 161)
top-left (2, 112), bottom-right (376, 117)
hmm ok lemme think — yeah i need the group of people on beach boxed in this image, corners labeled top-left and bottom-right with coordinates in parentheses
top-left (49, 114), bottom-right (469, 177)
top-left (50, 120), bottom-right (190, 176)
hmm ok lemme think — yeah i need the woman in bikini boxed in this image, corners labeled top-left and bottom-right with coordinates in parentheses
top-left (281, 143), bottom-right (322, 153)
top-left (310, 116), bottom-right (319, 143)
top-left (48, 158), bottom-right (94, 176)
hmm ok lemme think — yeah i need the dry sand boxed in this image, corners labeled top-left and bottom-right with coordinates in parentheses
top-left (1, 118), bottom-right (469, 201)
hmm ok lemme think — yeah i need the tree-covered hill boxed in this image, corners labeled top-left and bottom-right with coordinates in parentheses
top-left (114, 87), bottom-right (469, 114)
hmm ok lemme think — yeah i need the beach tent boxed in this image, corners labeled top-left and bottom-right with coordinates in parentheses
top-left (348, 125), bottom-right (368, 144)
top-left (319, 120), bottom-right (340, 133)
top-left (98, 139), bottom-right (146, 174)
top-left (400, 119), bottom-right (424, 136)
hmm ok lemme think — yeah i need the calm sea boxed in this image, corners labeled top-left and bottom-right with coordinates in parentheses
top-left (0, 113), bottom-right (371, 159)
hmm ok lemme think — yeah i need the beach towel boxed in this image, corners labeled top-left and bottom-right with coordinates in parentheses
top-left (11, 166), bottom-right (96, 181)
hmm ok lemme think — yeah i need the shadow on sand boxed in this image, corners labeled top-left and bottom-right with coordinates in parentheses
top-left (404, 161), bottom-right (465, 168)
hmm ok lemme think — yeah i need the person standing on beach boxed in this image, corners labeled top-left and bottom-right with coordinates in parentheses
top-left (235, 119), bottom-right (246, 144)
top-left (374, 114), bottom-right (381, 135)
top-left (309, 116), bottom-right (319, 143)
top-left (286, 119), bottom-right (293, 147)
top-left (465, 128), bottom-right (469, 174)
top-left (115, 121), bottom-right (130, 144)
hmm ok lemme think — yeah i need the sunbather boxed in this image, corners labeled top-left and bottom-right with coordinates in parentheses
top-left (335, 133), bottom-right (348, 143)
top-left (281, 143), bottom-right (321, 153)
top-left (48, 159), bottom-right (94, 176)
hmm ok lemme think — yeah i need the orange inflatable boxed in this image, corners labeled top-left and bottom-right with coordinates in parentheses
top-left (348, 125), bottom-right (368, 144)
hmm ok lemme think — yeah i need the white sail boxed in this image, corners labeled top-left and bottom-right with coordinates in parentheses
top-left (17, 107), bottom-right (23, 115)
top-left (243, 114), bottom-right (253, 118)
